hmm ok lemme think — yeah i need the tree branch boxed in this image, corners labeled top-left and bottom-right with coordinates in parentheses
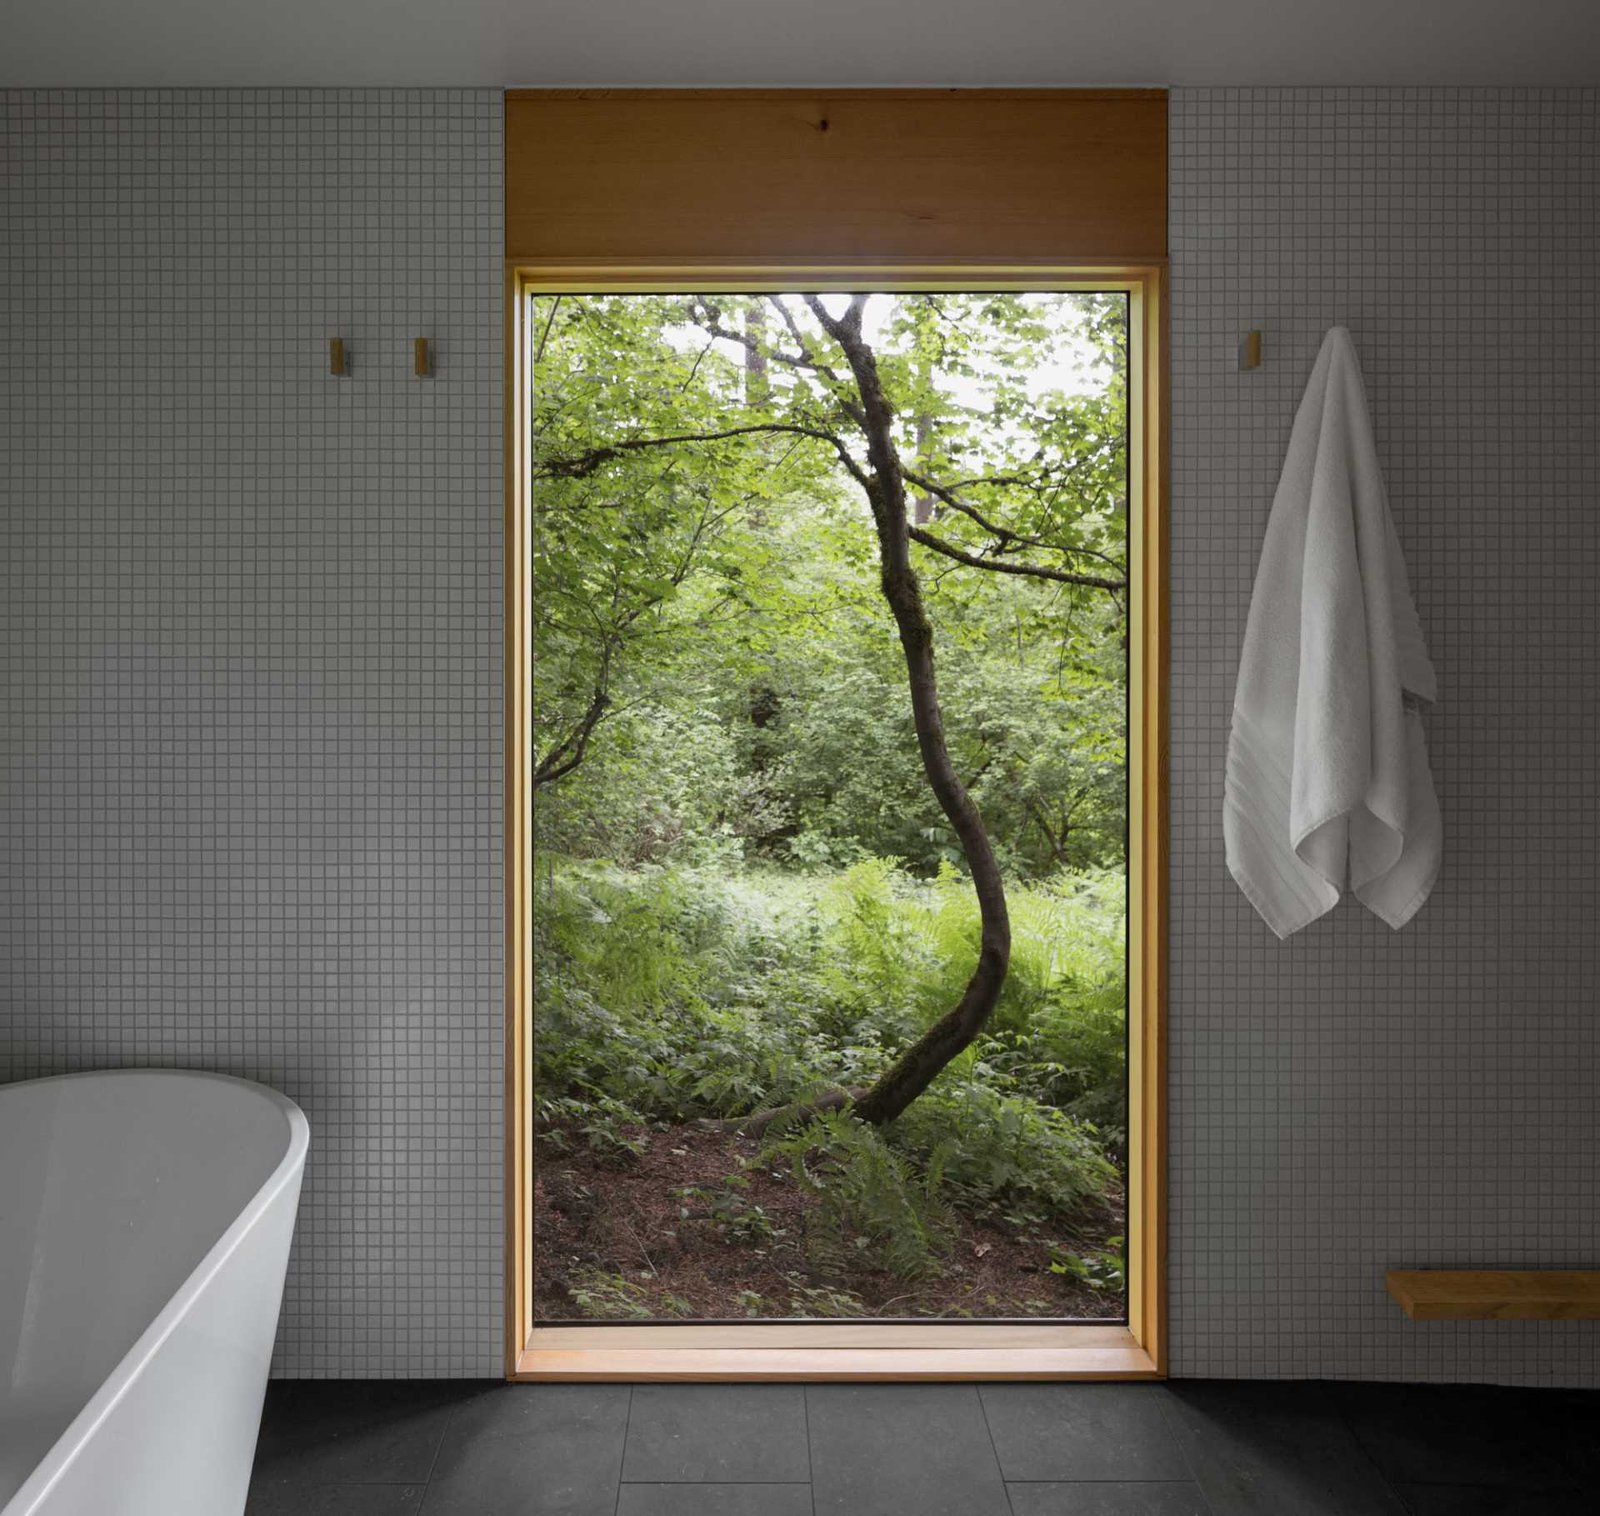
top-left (765, 296), bottom-right (845, 383)
top-left (906, 525), bottom-right (1126, 591)
top-left (534, 676), bottom-right (611, 788)
top-left (537, 419), bottom-right (873, 492)
top-left (533, 295), bottom-right (562, 366)
top-left (537, 422), bottom-right (842, 480)
top-left (1025, 795), bottom-right (1071, 868)
top-left (688, 304), bottom-right (829, 376)
top-left (901, 467), bottom-right (1128, 580)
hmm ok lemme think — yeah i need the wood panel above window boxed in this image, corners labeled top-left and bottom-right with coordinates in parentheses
top-left (504, 88), bottom-right (1167, 266)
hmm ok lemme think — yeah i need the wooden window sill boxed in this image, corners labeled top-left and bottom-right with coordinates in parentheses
top-left (513, 1323), bottom-right (1160, 1381)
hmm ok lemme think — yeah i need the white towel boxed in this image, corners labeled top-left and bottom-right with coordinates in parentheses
top-left (1225, 327), bottom-right (1440, 938)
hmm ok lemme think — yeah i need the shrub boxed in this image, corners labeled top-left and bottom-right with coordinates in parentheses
top-left (890, 1069), bottom-right (1118, 1228)
top-left (762, 1109), bottom-right (954, 1280)
top-left (533, 856), bottom-right (1125, 1255)
top-left (532, 862), bottom-right (860, 1131)
top-left (815, 859), bottom-right (1128, 1141)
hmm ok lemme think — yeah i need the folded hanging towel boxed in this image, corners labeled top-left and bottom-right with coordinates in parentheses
top-left (1225, 326), bottom-right (1440, 938)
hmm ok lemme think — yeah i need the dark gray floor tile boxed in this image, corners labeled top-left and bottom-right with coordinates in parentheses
top-left (434, 1382), bottom-right (630, 1443)
top-left (251, 1381), bottom-right (467, 1484)
top-left (807, 1384), bottom-right (1010, 1516)
top-left (1163, 1381), bottom-right (1408, 1516)
top-left (421, 1384), bottom-right (631, 1516)
top-left (622, 1384), bottom-right (810, 1483)
top-left (1543, 1388), bottom-right (1600, 1486)
top-left (1395, 1487), bottom-right (1598, 1516)
top-left (618, 1484), bottom-right (815, 1516)
top-left (1328, 1383), bottom-right (1581, 1491)
top-left (246, 1482), bottom-right (425, 1515)
top-left (981, 1384), bottom-right (1190, 1482)
top-left (1008, 1483), bottom-right (1213, 1516)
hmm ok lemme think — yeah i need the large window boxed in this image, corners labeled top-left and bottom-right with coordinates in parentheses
top-left (505, 91), bottom-right (1166, 1379)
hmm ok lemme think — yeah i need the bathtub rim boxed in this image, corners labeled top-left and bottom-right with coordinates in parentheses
top-left (1, 1068), bottom-right (310, 1516)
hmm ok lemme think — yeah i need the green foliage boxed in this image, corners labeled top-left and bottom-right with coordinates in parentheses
top-left (781, 1277), bottom-right (872, 1318)
top-left (531, 291), bottom-right (1129, 881)
top-left (675, 1177), bottom-right (781, 1246)
top-left (567, 1267), bottom-right (692, 1321)
top-left (532, 862), bottom-right (872, 1136)
top-left (817, 860), bottom-right (1129, 1142)
top-left (1047, 1235), bottom-right (1127, 1296)
top-left (758, 568), bottom-right (1126, 877)
top-left (534, 860), bottom-right (1124, 1275)
top-left (891, 1073), bottom-right (1117, 1228)
top-left (709, 1276), bottom-right (877, 1319)
top-left (530, 291), bottom-right (1131, 1314)
top-left (762, 1108), bottom-right (954, 1281)
top-left (537, 700), bottom-right (753, 868)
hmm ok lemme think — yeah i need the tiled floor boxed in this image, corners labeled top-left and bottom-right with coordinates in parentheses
top-left (247, 1378), bottom-right (1600, 1516)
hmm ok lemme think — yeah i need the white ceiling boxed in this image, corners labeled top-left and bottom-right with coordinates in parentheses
top-left (4, 0), bottom-right (1599, 88)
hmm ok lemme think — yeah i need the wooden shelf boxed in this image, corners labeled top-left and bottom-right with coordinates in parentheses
top-left (1387, 1270), bottom-right (1600, 1321)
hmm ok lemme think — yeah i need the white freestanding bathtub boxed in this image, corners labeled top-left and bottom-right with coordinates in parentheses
top-left (0, 1071), bottom-right (309, 1516)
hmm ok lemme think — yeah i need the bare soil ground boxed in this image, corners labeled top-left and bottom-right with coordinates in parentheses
top-left (533, 1121), bottom-right (1123, 1323)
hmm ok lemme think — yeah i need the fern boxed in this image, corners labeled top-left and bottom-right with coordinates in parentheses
top-left (534, 857), bottom-right (1125, 1272)
top-left (762, 1111), bottom-right (952, 1281)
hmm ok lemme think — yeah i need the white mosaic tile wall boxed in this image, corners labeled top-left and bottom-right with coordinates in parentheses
top-left (0, 89), bottom-right (505, 1376)
top-left (1169, 88), bottom-right (1600, 1384)
top-left (7, 84), bottom-right (1597, 1385)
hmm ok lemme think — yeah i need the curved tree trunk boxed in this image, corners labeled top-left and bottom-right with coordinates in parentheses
top-left (808, 297), bottom-right (1013, 1127)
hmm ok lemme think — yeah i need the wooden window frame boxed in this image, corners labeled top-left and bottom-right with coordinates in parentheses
top-left (504, 94), bottom-right (1166, 1383)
